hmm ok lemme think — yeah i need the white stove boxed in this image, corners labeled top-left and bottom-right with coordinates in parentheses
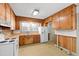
top-left (0, 38), bottom-right (19, 56)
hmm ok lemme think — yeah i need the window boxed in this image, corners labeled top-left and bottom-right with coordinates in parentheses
top-left (20, 21), bottom-right (41, 32)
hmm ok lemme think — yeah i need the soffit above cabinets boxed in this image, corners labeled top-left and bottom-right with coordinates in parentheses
top-left (9, 3), bottom-right (72, 19)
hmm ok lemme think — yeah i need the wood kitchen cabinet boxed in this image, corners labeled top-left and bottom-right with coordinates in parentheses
top-left (58, 35), bottom-right (68, 49)
top-left (19, 36), bottom-right (24, 46)
top-left (67, 37), bottom-right (76, 53)
top-left (0, 3), bottom-right (5, 24)
top-left (42, 19), bottom-right (48, 26)
top-left (10, 7), bottom-right (15, 30)
top-left (58, 35), bottom-right (64, 47)
top-left (5, 4), bottom-right (11, 26)
top-left (19, 35), bottom-right (33, 46)
top-left (57, 35), bottom-right (76, 53)
top-left (0, 3), bottom-right (15, 29)
top-left (42, 17), bottom-right (52, 26)
top-left (0, 3), bottom-right (11, 26)
top-left (23, 35), bottom-right (33, 45)
top-left (6, 3), bottom-right (15, 30)
top-left (19, 35), bottom-right (40, 46)
top-left (72, 37), bottom-right (76, 52)
top-left (52, 13), bottom-right (60, 29)
top-left (33, 35), bottom-right (40, 43)
top-left (52, 4), bottom-right (76, 30)
top-left (59, 5), bottom-right (76, 30)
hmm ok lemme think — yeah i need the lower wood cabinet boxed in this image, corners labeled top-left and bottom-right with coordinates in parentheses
top-left (23, 35), bottom-right (33, 45)
top-left (19, 35), bottom-right (40, 46)
top-left (57, 35), bottom-right (76, 53)
top-left (33, 35), bottom-right (40, 43)
top-left (19, 36), bottom-right (24, 46)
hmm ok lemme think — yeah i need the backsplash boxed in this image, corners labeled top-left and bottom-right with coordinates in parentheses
top-left (0, 27), bottom-right (13, 39)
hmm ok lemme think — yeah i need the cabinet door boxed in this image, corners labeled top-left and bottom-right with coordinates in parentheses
top-left (71, 5), bottom-right (76, 30)
top-left (67, 37), bottom-right (76, 53)
top-left (33, 35), bottom-right (40, 43)
top-left (10, 9), bottom-right (15, 30)
top-left (72, 37), bottom-right (76, 53)
top-left (19, 36), bottom-right (24, 46)
top-left (58, 35), bottom-right (64, 47)
top-left (23, 35), bottom-right (33, 45)
top-left (5, 4), bottom-right (11, 26)
top-left (58, 35), bottom-right (76, 53)
top-left (59, 8), bottom-right (73, 29)
top-left (59, 36), bottom-right (68, 49)
top-left (67, 37), bottom-right (72, 52)
top-left (0, 3), bottom-right (5, 24)
top-left (52, 4), bottom-right (76, 30)
top-left (62, 36), bottom-right (68, 49)
top-left (60, 5), bottom-right (76, 30)
top-left (52, 14), bottom-right (60, 29)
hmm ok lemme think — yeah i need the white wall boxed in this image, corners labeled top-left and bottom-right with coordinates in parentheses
top-left (75, 6), bottom-right (79, 55)
top-left (77, 13), bottom-right (79, 55)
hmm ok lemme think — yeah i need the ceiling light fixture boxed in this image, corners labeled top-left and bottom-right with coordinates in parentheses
top-left (32, 9), bottom-right (39, 16)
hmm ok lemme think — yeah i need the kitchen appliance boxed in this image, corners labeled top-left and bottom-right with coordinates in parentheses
top-left (0, 40), bottom-right (14, 56)
top-left (0, 39), bottom-right (19, 56)
top-left (39, 26), bottom-right (48, 43)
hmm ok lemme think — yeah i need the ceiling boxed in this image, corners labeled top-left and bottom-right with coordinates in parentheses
top-left (9, 3), bottom-right (73, 19)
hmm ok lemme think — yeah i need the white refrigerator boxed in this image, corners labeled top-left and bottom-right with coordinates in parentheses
top-left (38, 27), bottom-right (48, 43)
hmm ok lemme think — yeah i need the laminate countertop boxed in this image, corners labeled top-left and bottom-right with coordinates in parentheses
top-left (55, 30), bottom-right (77, 37)
top-left (4, 31), bottom-right (40, 40)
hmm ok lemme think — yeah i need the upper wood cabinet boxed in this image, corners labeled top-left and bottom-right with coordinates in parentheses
top-left (0, 3), bottom-right (11, 26)
top-left (42, 18), bottom-right (48, 26)
top-left (0, 3), bottom-right (15, 30)
top-left (0, 3), bottom-right (5, 24)
top-left (10, 8), bottom-right (15, 30)
top-left (5, 4), bottom-right (11, 26)
top-left (42, 17), bottom-right (52, 26)
top-left (52, 4), bottom-right (76, 30)
top-left (52, 13), bottom-right (60, 29)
